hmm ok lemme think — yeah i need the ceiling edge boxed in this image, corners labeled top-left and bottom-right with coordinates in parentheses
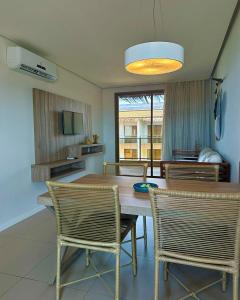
top-left (211, 0), bottom-right (240, 76)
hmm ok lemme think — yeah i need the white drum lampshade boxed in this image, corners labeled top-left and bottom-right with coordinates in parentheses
top-left (125, 41), bottom-right (184, 75)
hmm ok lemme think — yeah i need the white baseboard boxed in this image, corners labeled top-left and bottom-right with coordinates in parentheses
top-left (0, 206), bottom-right (44, 232)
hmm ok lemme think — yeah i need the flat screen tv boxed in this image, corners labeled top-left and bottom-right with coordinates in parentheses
top-left (62, 111), bottom-right (83, 135)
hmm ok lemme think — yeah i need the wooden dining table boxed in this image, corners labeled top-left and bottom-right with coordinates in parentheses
top-left (37, 173), bottom-right (240, 217)
top-left (37, 173), bottom-right (240, 285)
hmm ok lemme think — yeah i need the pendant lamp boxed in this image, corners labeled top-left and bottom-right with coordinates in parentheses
top-left (124, 0), bottom-right (184, 75)
top-left (125, 41), bottom-right (184, 75)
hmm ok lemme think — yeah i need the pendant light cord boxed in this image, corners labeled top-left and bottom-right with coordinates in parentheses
top-left (158, 0), bottom-right (165, 40)
top-left (153, 0), bottom-right (157, 40)
top-left (153, 0), bottom-right (165, 40)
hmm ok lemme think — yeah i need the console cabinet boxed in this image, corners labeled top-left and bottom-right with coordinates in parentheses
top-left (32, 159), bottom-right (86, 181)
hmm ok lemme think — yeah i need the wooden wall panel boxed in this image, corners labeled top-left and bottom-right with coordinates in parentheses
top-left (33, 88), bottom-right (92, 164)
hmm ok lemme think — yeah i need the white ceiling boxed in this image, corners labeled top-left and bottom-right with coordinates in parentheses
top-left (0, 0), bottom-right (237, 88)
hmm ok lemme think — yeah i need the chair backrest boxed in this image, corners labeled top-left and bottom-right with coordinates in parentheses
top-left (172, 149), bottom-right (200, 160)
top-left (103, 162), bottom-right (148, 180)
top-left (165, 163), bottom-right (219, 182)
top-left (149, 188), bottom-right (240, 264)
top-left (46, 181), bottom-right (120, 246)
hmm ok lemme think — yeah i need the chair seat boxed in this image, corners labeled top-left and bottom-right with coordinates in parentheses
top-left (121, 214), bottom-right (138, 222)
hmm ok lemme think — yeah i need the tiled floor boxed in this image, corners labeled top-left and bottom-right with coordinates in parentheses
top-left (0, 209), bottom-right (237, 299)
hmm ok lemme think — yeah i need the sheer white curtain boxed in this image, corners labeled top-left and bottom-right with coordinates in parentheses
top-left (162, 80), bottom-right (211, 160)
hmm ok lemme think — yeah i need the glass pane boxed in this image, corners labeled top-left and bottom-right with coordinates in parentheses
top-left (151, 93), bottom-right (164, 177)
top-left (118, 95), bottom-right (151, 162)
top-left (118, 92), bottom-right (164, 177)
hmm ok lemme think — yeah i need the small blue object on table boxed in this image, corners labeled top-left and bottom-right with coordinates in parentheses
top-left (133, 182), bottom-right (159, 193)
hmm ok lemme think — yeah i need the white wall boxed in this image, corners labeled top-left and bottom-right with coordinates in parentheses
top-left (0, 36), bottom-right (103, 231)
top-left (213, 12), bottom-right (240, 182)
top-left (102, 84), bottom-right (164, 162)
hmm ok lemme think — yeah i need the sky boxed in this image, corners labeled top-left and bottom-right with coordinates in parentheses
top-left (119, 94), bottom-right (164, 111)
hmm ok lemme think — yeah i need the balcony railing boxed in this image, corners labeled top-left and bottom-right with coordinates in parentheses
top-left (119, 136), bottom-right (162, 144)
top-left (119, 136), bottom-right (162, 161)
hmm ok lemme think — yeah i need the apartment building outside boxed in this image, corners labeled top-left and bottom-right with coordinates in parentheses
top-left (118, 95), bottom-right (164, 166)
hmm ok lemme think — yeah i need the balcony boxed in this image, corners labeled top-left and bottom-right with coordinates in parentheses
top-left (119, 137), bottom-right (162, 177)
top-left (120, 137), bottom-right (162, 144)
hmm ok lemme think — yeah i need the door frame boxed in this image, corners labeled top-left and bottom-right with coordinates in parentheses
top-left (114, 89), bottom-right (164, 177)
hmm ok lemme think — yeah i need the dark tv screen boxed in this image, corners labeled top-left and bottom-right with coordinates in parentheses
top-left (73, 112), bottom-right (83, 134)
top-left (62, 111), bottom-right (83, 135)
top-left (62, 111), bottom-right (73, 135)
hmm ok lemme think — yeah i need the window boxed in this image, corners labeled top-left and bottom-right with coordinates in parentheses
top-left (147, 125), bottom-right (162, 143)
top-left (147, 125), bottom-right (162, 137)
top-left (147, 149), bottom-right (161, 160)
top-left (124, 125), bottom-right (137, 137)
top-left (117, 91), bottom-right (164, 177)
top-left (124, 149), bottom-right (138, 159)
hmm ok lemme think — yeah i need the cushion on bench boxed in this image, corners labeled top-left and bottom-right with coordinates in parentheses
top-left (198, 148), bottom-right (222, 163)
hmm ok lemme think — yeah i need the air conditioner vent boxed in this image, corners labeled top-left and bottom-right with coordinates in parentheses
top-left (19, 64), bottom-right (56, 80)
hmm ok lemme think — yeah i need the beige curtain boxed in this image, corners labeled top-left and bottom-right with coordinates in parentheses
top-left (162, 80), bottom-right (212, 160)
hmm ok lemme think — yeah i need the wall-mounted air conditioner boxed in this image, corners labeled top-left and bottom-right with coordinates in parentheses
top-left (7, 46), bottom-right (58, 81)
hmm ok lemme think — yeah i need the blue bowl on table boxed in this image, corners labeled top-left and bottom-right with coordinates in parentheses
top-left (133, 182), bottom-right (159, 193)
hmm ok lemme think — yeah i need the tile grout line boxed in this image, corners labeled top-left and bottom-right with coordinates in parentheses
top-left (0, 272), bottom-right (89, 299)
top-left (0, 273), bottom-right (23, 299)
top-left (23, 248), bottom-right (56, 281)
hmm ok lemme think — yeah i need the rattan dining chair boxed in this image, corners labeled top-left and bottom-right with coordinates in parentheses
top-left (46, 181), bottom-right (137, 300)
top-left (103, 161), bottom-right (148, 249)
top-left (165, 163), bottom-right (219, 182)
top-left (149, 188), bottom-right (240, 300)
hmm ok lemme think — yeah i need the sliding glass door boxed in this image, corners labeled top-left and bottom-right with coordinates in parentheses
top-left (115, 90), bottom-right (164, 177)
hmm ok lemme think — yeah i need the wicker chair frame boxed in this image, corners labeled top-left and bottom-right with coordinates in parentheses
top-left (149, 188), bottom-right (240, 300)
top-left (47, 181), bottom-right (137, 300)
